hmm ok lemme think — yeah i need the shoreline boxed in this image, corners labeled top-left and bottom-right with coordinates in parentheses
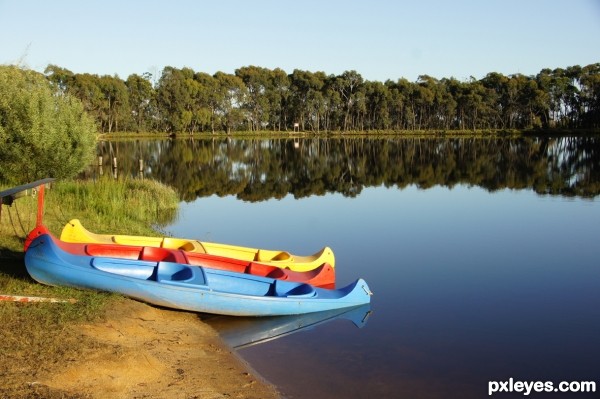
top-left (37, 297), bottom-right (282, 399)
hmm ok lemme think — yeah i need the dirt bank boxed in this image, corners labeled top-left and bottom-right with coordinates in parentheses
top-left (29, 299), bottom-right (281, 399)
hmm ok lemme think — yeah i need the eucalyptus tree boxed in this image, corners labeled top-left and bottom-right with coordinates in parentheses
top-left (332, 70), bottom-right (364, 131)
top-left (193, 72), bottom-right (219, 133)
top-left (155, 67), bottom-right (197, 133)
top-left (213, 72), bottom-right (247, 134)
top-left (385, 78), bottom-right (411, 130)
top-left (267, 68), bottom-right (290, 131)
top-left (548, 67), bottom-right (580, 127)
top-left (44, 64), bottom-right (75, 94)
top-left (98, 75), bottom-right (130, 133)
top-left (45, 66), bottom-right (131, 133)
top-left (565, 65), bottom-right (584, 126)
top-left (289, 69), bottom-right (326, 131)
top-left (413, 75), bottom-right (438, 129)
top-left (579, 63), bottom-right (600, 128)
top-left (322, 76), bottom-right (343, 131)
top-left (69, 73), bottom-right (104, 128)
top-left (126, 73), bottom-right (155, 132)
top-left (437, 78), bottom-right (458, 130)
top-left (363, 81), bottom-right (390, 130)
top-left (235, 65), bottom-right (273, 131)
top-left (536, 68), bottom-right (563, 128)
top-left (306, 82), bottom-right (327, 132)
top-left (451, 79), bottom-right (484, 130)
top-left (192, 72), bottom-right (218, 133)
top-left (518, 76), bottom-right (548, 129)
top-left (480, 72), bottom-right (508, 128)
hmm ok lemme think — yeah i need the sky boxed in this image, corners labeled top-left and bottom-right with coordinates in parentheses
top-left (1, 0), bottom-right (599, 83)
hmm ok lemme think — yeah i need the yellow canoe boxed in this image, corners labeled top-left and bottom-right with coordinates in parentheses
top-left (59, 219), bottom-right (335, 272)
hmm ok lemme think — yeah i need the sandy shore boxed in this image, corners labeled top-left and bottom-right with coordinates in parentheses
top-left (37, 298), bottom-right (281, 399)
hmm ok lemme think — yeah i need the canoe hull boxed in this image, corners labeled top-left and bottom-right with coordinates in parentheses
top-left (25, 235), bottom-right (371, 317)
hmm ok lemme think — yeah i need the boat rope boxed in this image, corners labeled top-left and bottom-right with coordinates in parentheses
top-left (6, 205), bottom-right (23, 239)
top-left (51, 198), bottom-right (71, 230)
top-left (13, 199), bottom-right (31, 237)
top-left (0, 294), bottom-right (77, 303)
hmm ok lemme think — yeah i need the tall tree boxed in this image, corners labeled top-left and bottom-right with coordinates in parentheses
top-left (214, 72), bottom-right (247, 134)
top-left (98, 75), bottom-right (130, 133)
top-left (235, 66), bottom-right (272, 131)
top-left (333, 70), bottom-right (364, 131)
top-left (126, 73), bottom-right (155, 132)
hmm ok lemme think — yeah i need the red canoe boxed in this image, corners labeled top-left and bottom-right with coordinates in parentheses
top-left (25, 226), bottom-right (335, 288)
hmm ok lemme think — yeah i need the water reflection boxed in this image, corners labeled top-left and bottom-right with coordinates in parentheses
top-left (86, 136), bottom-right (600, 200)
top-left (205, 304), bottom-right (371, 349)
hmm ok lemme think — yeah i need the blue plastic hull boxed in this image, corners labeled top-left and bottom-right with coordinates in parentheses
top-left (25, 234), bottom-right (372, 316)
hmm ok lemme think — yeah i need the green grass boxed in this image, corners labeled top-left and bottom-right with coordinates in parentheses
top-left (53, 178), bottom-right (179, 233)
top-left (0, 177), bottom-right (179, 397)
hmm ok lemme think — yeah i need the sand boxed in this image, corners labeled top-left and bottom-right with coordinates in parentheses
top-left (39, 299), bottom-right (281, 399)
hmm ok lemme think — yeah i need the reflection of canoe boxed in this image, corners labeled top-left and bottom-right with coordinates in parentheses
top-left (25, 226), bottom-right (334, 288)
top-left (207, 304), bottom-right (372, 349)
top-left (60, 219), bottom-right (335, 271)
top-left (25, 234), bottom-right (371, 316)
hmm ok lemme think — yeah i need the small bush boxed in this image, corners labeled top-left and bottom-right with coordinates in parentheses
top-left (0, 66), bottom-right (97, 184)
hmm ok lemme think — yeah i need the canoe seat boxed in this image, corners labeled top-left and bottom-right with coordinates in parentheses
top-left (274, 280), bottom-right (317, 298)
top-left (156, 262), bottom-right (206, 286)
top-left (255, 250), bottom-right (292, 262)
top-left (204, 269), bottom-right (272, 296)
top-left (140, 246), bottom-right (187, 263)
top-left (91, 258), bottom-right (156, 280)
top-left (85, 244), bottom-right (140, 260)
top-left (161, 238), bottom-right (206, 253)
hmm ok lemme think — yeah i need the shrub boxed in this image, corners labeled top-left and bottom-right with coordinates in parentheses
top-left (0, 66), bottom-right (97, 184)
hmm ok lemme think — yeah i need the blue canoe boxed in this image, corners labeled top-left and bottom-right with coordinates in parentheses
top-left (25, 234), bottom-right (372, 316)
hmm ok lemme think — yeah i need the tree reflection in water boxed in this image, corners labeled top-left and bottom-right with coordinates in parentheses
top-left (87, 136), bottom-right (600, 200)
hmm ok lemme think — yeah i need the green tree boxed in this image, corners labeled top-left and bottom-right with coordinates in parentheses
top-left (268, 68), bottom-right (290, 131)
top-left (0, 66), bottom-right (97, 184)
top-left (333, 70), bottom-right (364, 131)
top-left (98, 75), bottom-right (131, 133)
top-left (126, 73), bottom-right (155, 132)
top-left (214, 72), bottom-right (247, 134)
top-left (235, 66), bottom-right (273, 131)
top-left (578, 63), bottom-right (600, 128)
top-left (70, 73), bottom-right (104, 127)
top-left (364, 81), bottom-right (391, 130)
top-left (44, 64), bottom-right (75, 94)
top-left (156, 67), bottom-right (196, 133)
top-left (194, 72), bottom-right (220, 133)
top-left (289, 69), bottom-right (324, 131)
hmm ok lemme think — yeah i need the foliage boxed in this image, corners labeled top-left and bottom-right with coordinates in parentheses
top-left (0, 66), bottom-right (97, 185)
top-left (94, 135), bottom-right (600, 202)
top-left (38, 62), bottom-right (600, 134)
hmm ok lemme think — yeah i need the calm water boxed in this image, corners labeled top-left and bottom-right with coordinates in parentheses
top-left (95, 137), bottom-right (600, 398)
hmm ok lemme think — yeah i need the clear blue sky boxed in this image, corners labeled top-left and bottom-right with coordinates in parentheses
top-left (1, 0), bottom-right (599, 83)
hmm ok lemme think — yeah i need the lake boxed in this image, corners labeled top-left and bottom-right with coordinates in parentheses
top-left (93, 136), bottom-right (600, 398)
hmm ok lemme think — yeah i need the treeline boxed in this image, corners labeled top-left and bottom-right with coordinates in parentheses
top-left (45, 63), bottom-right (600, 134)
top-left (88, 137), bottom-right (600, 200)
